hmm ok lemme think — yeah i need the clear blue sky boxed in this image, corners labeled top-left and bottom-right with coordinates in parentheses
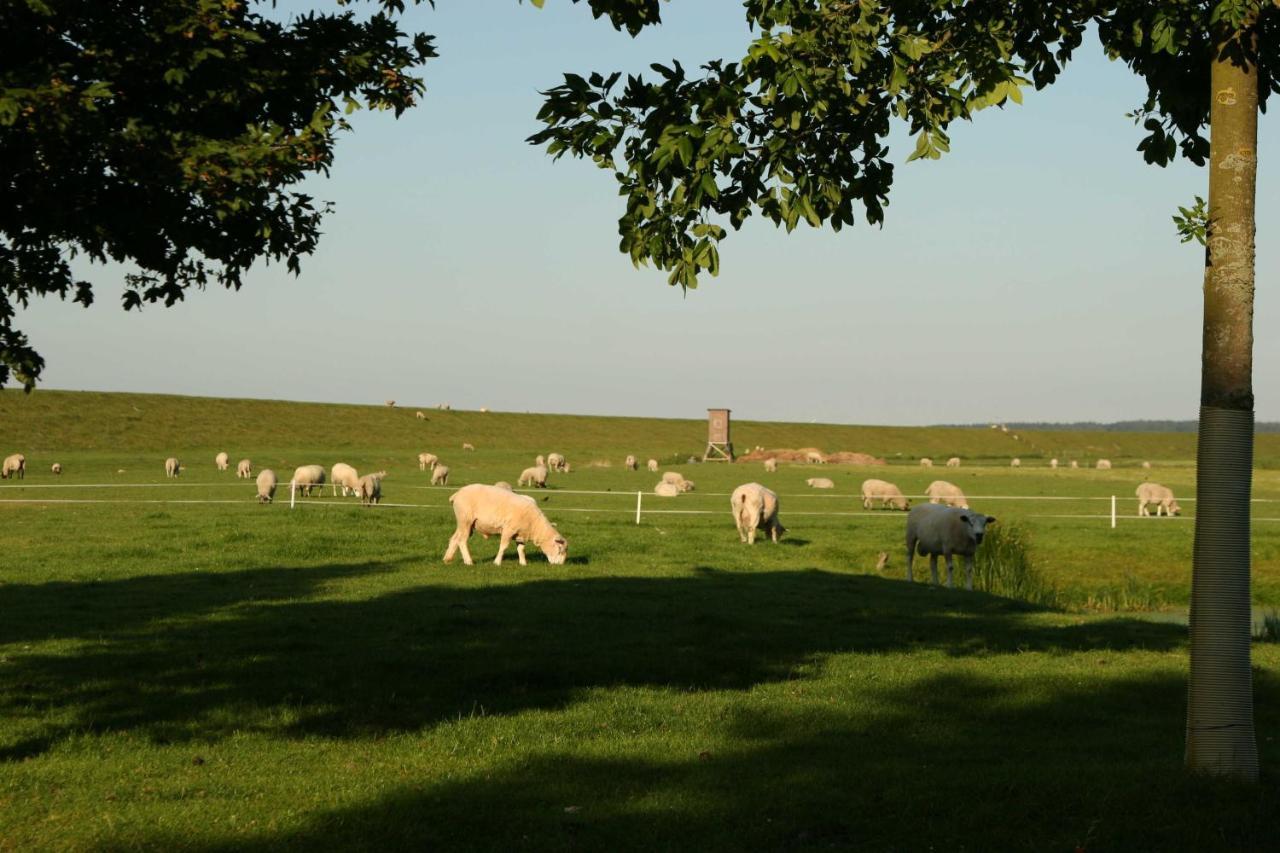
top-left (20, 1), bottom-right (1279, 424)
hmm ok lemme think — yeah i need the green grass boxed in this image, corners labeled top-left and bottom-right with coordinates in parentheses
top-left (4, 391), bottom-right (1280, 850)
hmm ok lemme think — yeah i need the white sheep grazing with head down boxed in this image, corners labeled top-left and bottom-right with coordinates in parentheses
top-left (290, 464), bottom-right (326, 496)
top-left (431, 465), bottom-right (450, 485)
top-left (2, 453), bottom-right (26, 480)
top-left (237, 459), bottom-right (253, 478)
top-left (518, 464), bottom-right (548, 488)
top-left (654, 481), bottom-right (681, 497)
top-left (925, 480), bottom-right (969, 509)
top-left (547, 453), bottom-right (567, 472)
top-left (920, 458), bottom-right (933, 468)
top-left (462, 443), bottom-right (475, 451)
top-left (331, 463), bottom-right (361, 497)
top-left (215, 452), bottom-right (229, 471)
top-left (647, 458), bottom-right (660, 472)
top-left (1010, 458), bottom-right (1021, 468)
top-left (624, 455), bottom-right (638, 470)
top-left (1096, 459), bottom-right (1112, 470)
top-left (731, 483), bottom-right (785, 544)
top-left (806, 477), bottom-right (835, 489)
top-left (356, 471), bottom-right (387, 506)
top-left (418, 452), bottom-right (438, 471)
top-left (164, 457), bottom-right (181, 478)
top-left (385, 400), bottom-right (396, 407)
top-left (1049, 458), bottom-right (1059, 469)
top-left (945, 457), bottom-right (961, 468)
top-left (51, 463), bottom-right (62, 475)
top-left (763, 458), bottom-right (778, 473)
top-left (444, 483), bottom-right (567, 566)
top-left (1136, 482), bottom-right (1181, 517)
top-left (256, 469), bottom-right (278, 503)
top-left (805, 451), bottom-right (826, 464)
top-left (860, 479), bottom-right (909, 511)
top-left (416, 411), bottom-right (426, 420)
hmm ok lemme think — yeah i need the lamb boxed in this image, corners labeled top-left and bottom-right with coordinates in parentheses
top-left (237, 459), bottom-right (252, 478)
top-left (1096, 459), bottom-right (1112, 470)
top-left (945, 457), bottom-right (961, 468)
top-left (418, 452), bottom-right (438, 471)
top-left (256, 469), bottom-right (278, 503)
top-left (654, 482), bottom-right (681, 497)
top-left (647, 458), bottom-right (660, 472)
top-left (925, 480), bottom-right (968, 509)
top-left (462, 443), bottom-right (475, 451)
top-left (920, 458), bottom-right (933, 467)
top-left (51, 463), bottom-right (62, 475)
top-left (805, 451), bottom-right (826, 464)
top-left (1010, 458), bottom-right (1021, 468)
top-left (624, 455), bottom-right (638, 470)
top-left (2, 453), bottom-right (25, 480)
top-left (806, 477), bottom-right (835, 489)
top-left (356, 471), bottom-right (387, 506)
top-left (331, 463), bottom-right (360, 497)
top-left (431, 465), bottom-right (450, 486)
top-left (1136, 482), bottom-right (1181, 517)
top-left (1049, 458), bottom-right (1059, 469)
top-left (290, 464), bottom-right (326, 496)
top-left (164, 457), bottom-right (181, 478)
top-left (215, 452), bottom-right (229, 471)
top-left (730, 483), bottom-right (785, 544)
top-left (763, 458), bottom-right (778, 473)
top-left (444, 483), bottom-right (568, 566)
top-left (547, 453), bottom-right (567, 472)
top-left (518, 465), bottom-right (549, 488)
top-left (905, 504), bottom-right (996, 590)
top-left (860, 479), bottom-right (910, 511)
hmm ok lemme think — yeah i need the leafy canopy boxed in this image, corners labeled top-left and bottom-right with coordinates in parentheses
top-left (531, 1), bottom-right (1278, 290)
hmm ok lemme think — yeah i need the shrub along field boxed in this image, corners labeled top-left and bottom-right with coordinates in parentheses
top-left (3, 391), bottom-right (1280, 850)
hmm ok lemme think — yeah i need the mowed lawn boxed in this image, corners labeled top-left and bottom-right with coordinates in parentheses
top-left (4, 392), bottom-right (1280, 849)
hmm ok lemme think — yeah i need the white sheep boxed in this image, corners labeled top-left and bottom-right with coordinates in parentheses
top-left (731, 483), bottom-right (785, 544)
top-left (256, 469), bottom-right (277, 503)
top-left (356, 471), bottom-right (387, 506)
top-left (290, 464), bottom-right (326, 496)
top-left (518, 465), bottom-right (549, 488)
top-left (237, 459), bottom-right (252, 478)
top-left (624, 455), bottom-right (638, 470)
top-left (462, 443), bottom-right (475, 451)
top-left (418, 452), bottom-right (439, 471)
top-left (654, 482), bottom-right (681, 497)
top-left (431, 465), bottom-right (450, 486)
top-left (215, 452), bottom-right (229, 471)
top-left (805, 451), bottom-right (826, 464)
top-left (1049, 458), bottom-right (1059, 469)
top-left (1, 453), bottom-right (25, 480)
top-left (806, 477), bottom-right (835, 489)
top-left (1010, 458), bottom-right (1021, 468)
top-left (385, 400), bottom-right (396, 407)
top-left (331, 462), bottom-right (360, 497)
top-left (1070, 460), bottom-right (1079, 469)
top-left (660, 471), bottom-right (696, 492)
top-left (51, 462), bottom-right (62, 475)
top-left (535, 454), bottom-right (546, 467)
top-left (479, 406), bottom-right (489, 413)
top-left (945, 457), bottom-right (961, 468)
top-left (925, 480), bottom-right (968, 508)
top-left (1096, 459), bottom-right (1112, 470)
top-left (547, 452), bottom-right (567, 472)
top-left (1142, 461), bottom-right (1152, 469)
top-left (860, 479), bottom-right (909, 511)
top-left (1137, 482), bottom-right (1181, 517)
top-left (920, 458), bottom-right (933, 468)
top-left (444, 483), bottom-right (567, 566)
top-left (763, 458), bottom-right (778, 473)
top-left (647, 458), bottom-right (659, 472)
top-left (164, 457), bottom-right (181, 478)
top-left (416, 411), bottom-right (426, 420)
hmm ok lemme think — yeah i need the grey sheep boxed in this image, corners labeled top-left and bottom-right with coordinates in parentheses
top-left (904, 504), bottom-right (996, 591)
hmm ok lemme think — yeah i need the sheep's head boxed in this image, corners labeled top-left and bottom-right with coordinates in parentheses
top-left (962, 512), bottom-right (996, 544)
top-left (543, 535), bottom-right (568, 565)
top-left (1169, 500), bottom-right (1182, 516)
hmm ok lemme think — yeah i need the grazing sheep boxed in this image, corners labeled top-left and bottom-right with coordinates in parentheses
top-left (1070, 460), bottom-right (1079, 469)
top-left (416, 411), bottom-right (426, 419)
top-left (51, 463), bottom-right (62, 475)
top-left (494, 481), bottom-right (513, 491)
top-left (290, 464), bottom-right (326, 496)
top-left (1049, 459), bottom-right (1059, 469)
top-left (444, 483), bottom-right (568, 566)
top-left (806, 477), bottom-right (835, 489)
top-left (431, 465), bottom-right (450, 486)
top-left (547, 453), bottom-right (567, 472)
top-left (945, 457), bottom-right (961, 468)
top-left (1010, 458), bottom-right (1021, 468)
top-left (385, 400), bottom-right (396, 407)
top-left (654, 482), bottom-right (681, 497)
top-left (237, 459), bottom-right (252, 478)
top-left (1142, 461), bottom-right (1152, 469)
top-left (164, 457), bottom-right (181, 478)
top-left (331, 463), bottom-right (360, 497)
top-left (518, 465), bottom-right (549, 488)
top-left (418, 452), bottom-right (439, 472)
top-left (905, 504), bottom-right (997, 590)
top-left (1137, 482), bottom-right (1181, 517)
top-left (462, 443), bottom-right (475, 451)
top-left (924, 480), bottom-right (969, 509)
top-left (805, 451), bottom-right (826, 464)
top-left (356, 471), bottom-right (387, 506)
top-left (1096, 459), bottom-right (1112, 470)
top-left (920, 458), bottom-right (933, 468)
top-left (624, 455), bottom-right (638, 470)
top-left (860, 479), bottom-right (910, 511)
top-left (256, 469), bottom-right (278, 503)
top-left (215, 452), bottom-right (229, 471)
top-left (647, 458), bottom-right (660, 472)
top-left (730, 483), bottom-right (785, 544)
top-left (2, 453), bottom-right (25, 480)
top-left (763, 458), bottom-right (778, 473)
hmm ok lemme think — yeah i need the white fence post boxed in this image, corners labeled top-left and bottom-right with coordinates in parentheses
top-left (290, 481), bottom-right (296, 510)
top-left (1111, 495), bottom-right (1116, 529)
top-left (635, 490), bottom-right (643, 525)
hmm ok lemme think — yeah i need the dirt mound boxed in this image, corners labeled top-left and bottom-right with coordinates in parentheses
top-left (737, 448), bottom-right (885, 466)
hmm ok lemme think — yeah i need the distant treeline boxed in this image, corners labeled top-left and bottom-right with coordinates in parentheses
top-left (942, 420), bottom-right (1280, 433)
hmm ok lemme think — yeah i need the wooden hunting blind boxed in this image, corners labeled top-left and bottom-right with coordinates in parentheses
top-left (704, 408), bottom-right (734, 462)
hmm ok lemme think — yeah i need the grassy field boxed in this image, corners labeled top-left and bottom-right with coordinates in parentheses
top-left (3, 391), bottom-right (1280, 850)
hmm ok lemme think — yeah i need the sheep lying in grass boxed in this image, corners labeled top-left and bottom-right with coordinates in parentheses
top-left (331, 463), bottom-right (360, 497)
top-left (1010, 458), bottom-right (1021, 468)
top-left (444, 483), bottom-right (567, 566)
top-left (356, 471), bottom-right (387, 506)
top-left (860, 479), bottom-right (909, 511)
top-left (215, 452), bottom-right (229, 471)
top-left (654, 482), bottom-right (681, 497)
top-left (806, 477), bottom-right (835, 489)
top-left (1096, 459), bottom-right (1112, 470)
top-left (291, 464), bottom-right (325, 496)
top-left (164, 457), bottom-right (181, 478)
top-left (256, 469), bottom-right (277, 503)
top-left (1136, 482), bottom-right (1181, 517)
top-left (731, 483), bottom-right (785, 544)
top-left (905, 503), bottom-right (996, 590)
top-left (624, 455), bottom-right (638, 470)
top-left (51, 463), bottom-right (62, 475)
top-left (2, 453), bottom-right (25, 480)
top-left (925, 480), bottom-right (968, 508)
top-left (763, 458), bottom-right (778, 473)
top-left (418, 452), bottom-right (438, 471)
top-left (661, 471), bottom-right (695, 492)
top-left (431, 465), bottom-right (450, 486)
top-left (518, 464), bottom-right (548, 488)
top-left (1142, 461), bottom-right (1152, 469)
top-left (647, 458), bottom-right (659, 472)
top-left (237, 459), bottom-right (252, 478)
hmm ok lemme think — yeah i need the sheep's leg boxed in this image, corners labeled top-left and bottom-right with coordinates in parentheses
top-left (929, 554), bottom-right (939, 586)
top-left (516, 541), bottom-right (527, 566)
top-left (770, 524), bottom-right (779, 543)
top-left (944, 554), bottom-right (955, 589)
top-left (494, 530), bottom-right (513, 565)
top-left (747, 526), bottom-right (757, 545)
top-left (905, 538), bottom-right (916, 583)
top-left (443, 530), bottom-right (461, 563)
top-left (963, 555), bottom-right (974, 591)
top-left (456, 534), bottom-right (474, 566)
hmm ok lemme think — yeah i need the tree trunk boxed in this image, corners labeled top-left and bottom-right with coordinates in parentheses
top-left (1185, 30), bottom-right (1259, 780)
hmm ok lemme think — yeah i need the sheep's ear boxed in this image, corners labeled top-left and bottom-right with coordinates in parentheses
top-left (986, 516), bottom-right (997, 524)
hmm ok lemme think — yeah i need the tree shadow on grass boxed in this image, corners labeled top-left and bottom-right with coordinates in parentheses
top-left (0, 563), bottom-right (1191, 764)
